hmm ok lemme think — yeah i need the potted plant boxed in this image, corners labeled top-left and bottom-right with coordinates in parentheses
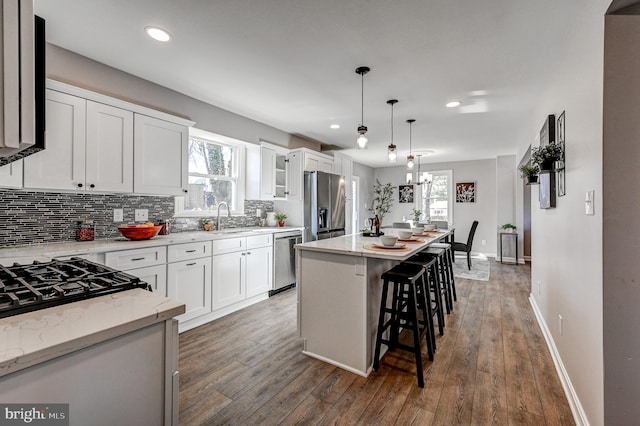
top-left (519, 164), bottom-right (540, 184)
top-left (501, 223), bottom-right (517, 233)
top-left (275, 213), bottom-right (287, 227)
top-left (531, 143), bottom-right (563, 171)
top-left (369, 180), bottom-right (395, 224)
top-left (202, 218), bottom-right (214, 232)
top-left (411, 208), bottom-right (422, 226)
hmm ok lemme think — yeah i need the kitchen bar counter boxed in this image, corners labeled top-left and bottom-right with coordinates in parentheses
top-left (0, 288), bottom-right (185, 377)
top-left (0, 226), bottom-right (303, 264)
top-left (295, 230), bottom-right (451, 376)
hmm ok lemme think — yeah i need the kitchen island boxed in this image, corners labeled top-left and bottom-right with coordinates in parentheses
top-left (0, 289), bottom-right (185, 425)
top-left (295, 230), bottom-right (450, 377)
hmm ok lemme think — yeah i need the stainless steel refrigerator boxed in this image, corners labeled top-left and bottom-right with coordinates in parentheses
top-left (303, 171), bottom-right (346, 241)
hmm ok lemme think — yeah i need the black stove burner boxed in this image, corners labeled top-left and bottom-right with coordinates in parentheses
top-left (0, 258), bottom-right (151, 319)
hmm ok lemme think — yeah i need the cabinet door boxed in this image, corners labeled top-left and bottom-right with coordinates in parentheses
top-left (212, 251), bottom-right (245, 309)
top-left (304, 155), bottom-right (319, 172)
top-left (134, 114), bottom-right (188, 196)
top-left (0, 159), bottom-right (22, 188)
top-left (24, 90), bottom-right (86, 190)
top-left (167, 257), bottom-right (212, 322)
top-left (260, 146), bottom-right (276, 199)
top-left (85, 101), bottom-right (134, 192)
top-left (126, 264), bottom-right (168, 297)
top-left (319, 159), bottom-right (334, 173)
top-left (286, 151), bottom-right (301, 201)
top-left (245, 246), bottom-right (272, 298)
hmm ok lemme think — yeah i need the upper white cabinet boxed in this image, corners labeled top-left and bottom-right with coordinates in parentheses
top-left (25, 91), bottom-right (133, 192)
top-left (24, 80), bottom-right (194, 195)
top-left (134, 114), bottom-right (188, 196)
top-left (301, 149), bottom-right (333, 173)
top-left (247, 142), bottom-right (301, 201)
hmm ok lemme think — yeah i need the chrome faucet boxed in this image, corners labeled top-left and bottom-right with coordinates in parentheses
top-left (216, 201), bottom-right (230, 230)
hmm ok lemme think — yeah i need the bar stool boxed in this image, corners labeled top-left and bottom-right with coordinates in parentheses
top-left (429, 242), bottom-right (457, 303)
top-left (373, 263), bottom-right (434, 388)
top-left (404, 253), bottom-right (446, 336)
top-left (422, 247), bottom-right (453, 313)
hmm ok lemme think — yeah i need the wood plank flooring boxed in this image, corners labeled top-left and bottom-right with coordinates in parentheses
top-left (178, 260), bottom-right (574, 425)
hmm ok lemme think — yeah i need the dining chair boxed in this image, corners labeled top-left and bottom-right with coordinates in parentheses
top-left (452, 220), bottom-right (479, 270)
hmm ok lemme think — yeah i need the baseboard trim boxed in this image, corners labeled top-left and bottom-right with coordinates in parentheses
top-left (529, 295), bottom-right (589, 426)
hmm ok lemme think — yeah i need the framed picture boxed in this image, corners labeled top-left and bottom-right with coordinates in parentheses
top-left (539, 172), bottom-right (556, 208)
top-left (456, 182), bottom-right (475, 203)
top-left (398, 185), bottom-right (414, 203)
top-left (557, 111), bottom-right (566, 196)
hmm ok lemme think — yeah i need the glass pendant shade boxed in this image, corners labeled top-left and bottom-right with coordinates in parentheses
top-left (357, 132), bottom-right (368, 149)
top-left (407, 154), bottom-right (415, 169)
top-left (355, 67), bottom-right (370, 149)
top-left (388, 143), bottom-right (397, 162)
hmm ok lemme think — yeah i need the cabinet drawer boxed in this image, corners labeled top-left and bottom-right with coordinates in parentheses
top-left (105, 246), bottom-right (166, 270)
top-left (211, 237), bottom-right (245, 255)
top-left (246, 234), bottom-right (273, 249)
top-left (167, 241), bottom-right (211, 262)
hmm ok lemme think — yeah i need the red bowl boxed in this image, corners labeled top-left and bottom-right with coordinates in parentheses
top-left (118, 225), bottom-right (162, 240)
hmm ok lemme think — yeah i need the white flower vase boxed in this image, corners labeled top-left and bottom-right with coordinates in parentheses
top-left (266, 212), bottom-right (277, 227)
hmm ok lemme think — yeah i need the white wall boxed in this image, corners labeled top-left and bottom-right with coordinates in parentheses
top-left (353, 162), bottom-right (375, 231)
top-left (516, 1), bottom-right (610, 424)
top-left (373, 159), bottom-right (497, 256)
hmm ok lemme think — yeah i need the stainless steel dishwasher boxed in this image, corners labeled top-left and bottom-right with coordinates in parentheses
top-left (271, 230), bottom-right (302, 296)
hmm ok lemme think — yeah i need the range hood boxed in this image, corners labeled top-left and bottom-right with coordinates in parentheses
top-left (0, 3), bottom-right (45, 167)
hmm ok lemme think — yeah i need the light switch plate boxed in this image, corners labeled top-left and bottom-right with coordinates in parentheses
top-left (113, 209), bottom-right (124, 222)
top-left (135, 209), bottom-right (148, 222)
top-left (585, 190), bottom-right (595, 215)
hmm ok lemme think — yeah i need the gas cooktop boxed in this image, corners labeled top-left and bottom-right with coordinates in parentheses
top-left (0, 258), bottom-right (151, 319)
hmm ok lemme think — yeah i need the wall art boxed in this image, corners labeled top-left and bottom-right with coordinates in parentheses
top-left (456, 182), bottom-right (476, 203)
top-left (398, 185), bottom-right (414, 203)
top-left (557, 111), bottom-right (566, 196)
top-left (539, 172), bottom-right (557, 208)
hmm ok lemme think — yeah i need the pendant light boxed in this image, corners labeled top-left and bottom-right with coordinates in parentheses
top-left (387, 99), bottom-right (398, 162)
top-left (406, 119), bottom-right (415, 169)
top-left (355, 66), bottom-right (370, 149)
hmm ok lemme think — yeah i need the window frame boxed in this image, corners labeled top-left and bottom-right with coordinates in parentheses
top-left (174, 128), bottom-right (246, 217)
top-left (415, 169), bottom-right (453, 224)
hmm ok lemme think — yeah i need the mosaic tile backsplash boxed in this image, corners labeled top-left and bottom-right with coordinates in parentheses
top-left (0, 189), bottom-right (274, 247)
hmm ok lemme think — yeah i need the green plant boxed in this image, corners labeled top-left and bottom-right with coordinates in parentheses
top-left (411, 208), bottom-right (422, 220)
top-left (518, 164), bottom-right (539, 179)
top-left (531, 143), bottom-right (563, 169)
top-left (275, 213), bottom-right (287, 221)
top-left (202, 218), bottom-right (213, 224)
top-left (369, 180), bottom-right (395, 223)
top-left (501, 223), bottom-right (517, 231)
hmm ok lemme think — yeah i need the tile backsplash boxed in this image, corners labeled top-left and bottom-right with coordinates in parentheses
top-left (0, 188), bottom-right (273, 247)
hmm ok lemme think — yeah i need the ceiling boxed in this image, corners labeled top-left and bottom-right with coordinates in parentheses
top-left (34, 0), bottom-right (580, 168)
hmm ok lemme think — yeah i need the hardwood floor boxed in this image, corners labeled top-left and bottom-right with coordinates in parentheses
top-left (178, 260), bottom-right (574, 425)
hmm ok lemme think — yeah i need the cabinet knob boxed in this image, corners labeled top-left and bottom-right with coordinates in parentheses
top-left (89, 183), bottom-right (95, 188)
top-left (77, 183), bottom-right (83, 188)
top-left (247, 252), bottom-right (251, 255)
top-left (183, 189), bottom-right (188, 193)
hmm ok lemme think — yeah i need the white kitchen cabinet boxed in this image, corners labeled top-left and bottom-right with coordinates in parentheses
top-left (0, 159), bottom-right (23, 188)
top-left (212, 234), bottom-right (273, 309)
top-left (167, 256), bottom-right (212, 322)
top-left (247, 142), bottom-right (300, 201)
top-left (104, 246), bottom-right (168, 296)
top-left (24, 91), bottom-right (134, 192)
top-left (134, 114), bottom-right (188, 196)
top-left (302, 150), bottom-right (334, 173)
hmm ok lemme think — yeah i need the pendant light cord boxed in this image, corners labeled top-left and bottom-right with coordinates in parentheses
top-left (391, 103), bottom-right (394, 144)
top-left (361, 74), bottom-right (364, 126)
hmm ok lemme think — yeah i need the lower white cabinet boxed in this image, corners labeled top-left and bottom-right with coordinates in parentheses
top-left (212, 234), bottom-right (273, 310)
top-left (167, 256), bottom-right (212, 322)
top-left (104, 246), bottom-right (168, 296)
top-left (126, 264), bottom-right (168, 297)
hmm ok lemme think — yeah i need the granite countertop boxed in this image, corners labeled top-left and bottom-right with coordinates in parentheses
top-left (0, 226), bottom-right (304, 265)
top-left (0, 289), bottom-right (185, 378)
top-left (295, 230), bottom-right (451, 261)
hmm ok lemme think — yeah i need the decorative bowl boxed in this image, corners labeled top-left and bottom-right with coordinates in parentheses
top-left (423, 224), bottom-right (436, 231)
top-left (380, 235), bottom-right (398, 246)
top-left (411, 227), bottom-right (423, 234)
top-left (118, 224), bottom-right (162, 240)
top-left (398, 230), bottom-right (413, 239)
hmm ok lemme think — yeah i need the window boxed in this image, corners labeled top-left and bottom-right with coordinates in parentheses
top-left (175, 129), bottom-right (245, 216)
top-left (416, 170), bottom-right (453, 224)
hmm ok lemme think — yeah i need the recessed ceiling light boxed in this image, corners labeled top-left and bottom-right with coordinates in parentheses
top-left (145, 26), bottom-right (171, 42)
top-left (330, 124), bottom-right (340, 129)
top-left (446, 101), bottom-right (461, 108)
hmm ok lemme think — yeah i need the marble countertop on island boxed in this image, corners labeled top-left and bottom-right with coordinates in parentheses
top-left (295, 231), bottom-right (451, 261)
top-left (0, 289), bottom-right (185, 378)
